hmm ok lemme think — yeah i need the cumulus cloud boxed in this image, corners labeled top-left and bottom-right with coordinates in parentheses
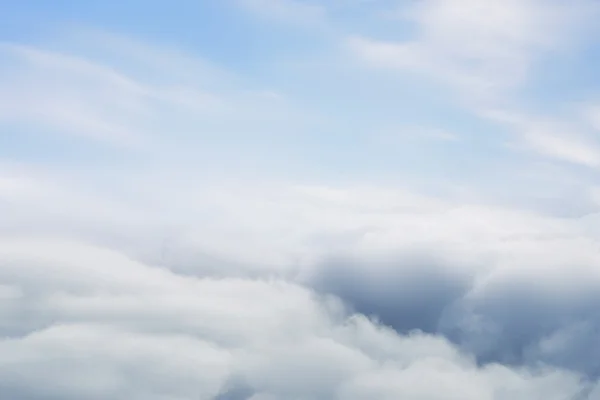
top-left (3, 158), bottom-right (600, 398)
top-left (305, 204), bottom-right (600, 379)
top-left (1, 236), bottom-right (598, 400)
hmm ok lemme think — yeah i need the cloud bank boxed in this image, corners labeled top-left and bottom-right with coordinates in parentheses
top-left (2, 236), bottom-right (599, 400)
top-left (3, 169), bottom-right (600, 398)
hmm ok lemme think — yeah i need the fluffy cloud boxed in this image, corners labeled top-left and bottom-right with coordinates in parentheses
top-left (3, 163), bottom-right (600, 398)
top-left (1, 235), bottom-right (598, 400)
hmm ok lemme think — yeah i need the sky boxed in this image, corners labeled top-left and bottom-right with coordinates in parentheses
top-left (3, 0), bottom-right (600, 399)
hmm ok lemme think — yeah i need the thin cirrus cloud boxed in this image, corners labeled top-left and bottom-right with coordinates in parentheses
top-left (348, 0), bottom-right (594, 96)
top-left (347, 0), bottom-right (600, 168)
top-left (0, 35), bottom-right (318, 164)
top-left (3, 1), bottom-right (600, 399)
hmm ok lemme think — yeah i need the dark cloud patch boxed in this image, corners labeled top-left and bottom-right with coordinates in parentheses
top-left (309, 253), bottom-right (471, 334)
top-left (3, 238), bottom-right (596, 400)
top-left (307, 254), bottom-right (600, 380)
top-left (441, 283), bottom-right (600, 378)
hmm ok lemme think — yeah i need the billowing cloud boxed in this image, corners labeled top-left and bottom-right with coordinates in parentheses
top-left (305, 204), bottom-right (600, 379)
top-left (3, 160), bottom-right (600, 398)
top-left (1, 236), bottom-right (598, 400)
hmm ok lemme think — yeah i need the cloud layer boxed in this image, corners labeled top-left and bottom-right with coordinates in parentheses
top-left (2, 236), bottom-right (600, 400)
top-left (3, 166), bottom-right (600, 398)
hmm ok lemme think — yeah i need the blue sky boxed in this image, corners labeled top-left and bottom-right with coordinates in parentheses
top-left (4, 0), bottom-right (600, 207)
top-left (5, 2), bottom-right (600, 399)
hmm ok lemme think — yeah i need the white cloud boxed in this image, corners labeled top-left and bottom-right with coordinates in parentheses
top-left (483, 109), bottom-right (600, 167)
top-left (580, 103), bottom-right (600, 133)
top-left (346, 0), bottom-right (600, 168)
top-left (0, 235), bottom-right (595, 399)
top-left (0, 35), bottom-right (316, 157)
top-left (0, 43), bottom-right (150, 147)
top-left (5, 160), bottom-right (600, 385)
top-left (2, 146), bottom-right (600, 397)
top-left (349, 0), bottom-right (593, 99)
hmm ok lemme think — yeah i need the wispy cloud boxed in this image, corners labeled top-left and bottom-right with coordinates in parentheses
top-left (483, 109), bottom-right (600, 167)
top-left (346, 0), bottom-right (600, 167)
top-left (0, 33), bottom-right (322, 170)
top-left (349, 0), bottom-right (594, 98)
top-left (0, 43), bottom-right (150, 148)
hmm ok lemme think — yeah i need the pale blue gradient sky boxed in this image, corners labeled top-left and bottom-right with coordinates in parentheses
top-left (2, 0), bottom-right (600, 255)
top-left (2, 0), bottom-right (600, 209)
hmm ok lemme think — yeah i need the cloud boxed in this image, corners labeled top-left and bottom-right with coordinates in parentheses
top-left (5, 155), bottom-right (600, 391)
top-left (348, 0), bottom-right (594, 98)
top-left (304, 202), bottom-right (600, 379)
top-left (482, 109), bottom-right (600, 167)
top-left (1, 236), bottom-right (597, 400)
top-left (0, 34), bottom-right (318, 161)
top-left (0, 43), bottom-right (149, 148)
top-left (345, 0), bottom-right (600, 168)
top-left (3, 148), bottom-right (600, 398)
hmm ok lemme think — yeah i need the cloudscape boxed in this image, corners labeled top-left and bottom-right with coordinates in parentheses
top-left (3, 0), bottom-right (600, 399)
